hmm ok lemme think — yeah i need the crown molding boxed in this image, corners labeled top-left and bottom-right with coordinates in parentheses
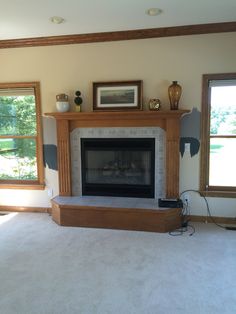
top-left (0, 21), bottom-right (235, 49)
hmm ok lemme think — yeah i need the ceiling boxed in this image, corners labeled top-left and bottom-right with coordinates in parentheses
top-left (0, 0), bottom-right (236, 41)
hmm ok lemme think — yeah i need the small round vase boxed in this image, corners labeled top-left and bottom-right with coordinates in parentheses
top-left (149, 98), bottom-right (161, 110)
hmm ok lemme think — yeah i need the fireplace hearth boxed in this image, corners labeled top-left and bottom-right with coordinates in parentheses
top-left (81, 138), bottom-right (155, 198)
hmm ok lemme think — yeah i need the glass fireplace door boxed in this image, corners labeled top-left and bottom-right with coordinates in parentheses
top-left (81, 138), bottom-right (155, 198)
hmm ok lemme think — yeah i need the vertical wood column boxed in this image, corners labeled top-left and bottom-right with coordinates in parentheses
top-left (165, 118), bottom-right (180, 198)
top-left (56, 120), bottom-right (71, 196)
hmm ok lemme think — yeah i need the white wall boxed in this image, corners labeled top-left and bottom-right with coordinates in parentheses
top-left (0, 32), bottom-right (236, 216)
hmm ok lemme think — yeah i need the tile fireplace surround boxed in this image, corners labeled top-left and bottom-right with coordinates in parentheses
top-left (45, 110), bottom-right (188, 232)
top-left (71, 126), bottom-right (165, 199)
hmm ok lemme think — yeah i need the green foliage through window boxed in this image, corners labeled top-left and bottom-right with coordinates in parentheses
top-left (0, 93), bottom-right (38, 181)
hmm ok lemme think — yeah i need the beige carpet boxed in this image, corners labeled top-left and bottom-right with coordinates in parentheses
top-left (0, 212), bottom-right (236, 314)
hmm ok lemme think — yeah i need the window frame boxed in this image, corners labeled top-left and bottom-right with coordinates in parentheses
top-left (200, 73), bottom-right (236, 198)
top-left (0, 81), bottom-right (45, 190)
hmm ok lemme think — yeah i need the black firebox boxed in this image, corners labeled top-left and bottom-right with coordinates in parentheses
top-left (81, 138), bottom-right (155, 198)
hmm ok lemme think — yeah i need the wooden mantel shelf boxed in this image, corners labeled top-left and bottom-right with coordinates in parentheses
top-left (44, 110), bottom-right (189, 130)
top-left (44, 110), bottom-right (188, 119)
top-left (45, 109), bottom-right (189, 198)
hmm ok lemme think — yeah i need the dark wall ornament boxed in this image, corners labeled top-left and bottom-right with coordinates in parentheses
top-left (43, 144), bottom-right (58, 170)
top-left (180, 107), bottom-right (201, 157)
top-left (42, 116), bottom-right (58, 170)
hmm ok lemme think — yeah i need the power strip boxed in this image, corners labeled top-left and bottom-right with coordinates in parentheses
top-left (158, 198), bottom-right (183, 208)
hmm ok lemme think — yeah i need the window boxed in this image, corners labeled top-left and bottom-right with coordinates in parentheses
top-left (200, 73), bottom-right (236, 197)
top-left (0, 82), bottom-right (44, 189)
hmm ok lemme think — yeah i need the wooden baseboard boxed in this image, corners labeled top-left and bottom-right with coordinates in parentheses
top-left (0, 205), bottom-right (50, 213)
top-left (1, 206), bottom-right (234, 226)
top-left (190, 215), bottom-right (236, 225)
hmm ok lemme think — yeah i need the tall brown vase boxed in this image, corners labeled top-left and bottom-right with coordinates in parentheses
top-left (168, 81), bottom-right (182, 110)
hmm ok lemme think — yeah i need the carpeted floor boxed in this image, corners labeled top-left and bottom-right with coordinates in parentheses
top-left (0, 212), bottom-right (236, 314)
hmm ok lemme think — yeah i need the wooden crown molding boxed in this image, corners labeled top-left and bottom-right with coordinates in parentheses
top-left (0, 21), bottom-right (235, 49)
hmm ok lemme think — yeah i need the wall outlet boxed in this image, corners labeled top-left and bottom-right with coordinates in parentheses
top-left (47, 188), bottom-right (53, 198)
top-left (185, 143), bottom-right (191, 153)
top-left (183, 193), bottom-right (190, 205)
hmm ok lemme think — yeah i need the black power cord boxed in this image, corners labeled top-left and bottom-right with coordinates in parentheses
top-left (169, 224), bottom-right (195, 236)
top-left (168, 188), bottom-right (234, 236)
top-left (169, 198), bottom-right (196, 236)
top-left (180, 189), bottom-right (230, 230)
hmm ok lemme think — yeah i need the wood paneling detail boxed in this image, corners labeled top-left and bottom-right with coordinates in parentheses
top-left (56, 120), bottom-right (71, 195)
top-left (166, 119), bottom-right (180, 197)
top-left (0, 22), bottom-right (235, 49)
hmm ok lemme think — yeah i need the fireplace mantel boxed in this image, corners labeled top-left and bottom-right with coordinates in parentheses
top-left (45, 110), bottom-right (188, 129)
top-left (45, 110), bottom-right (189, 198)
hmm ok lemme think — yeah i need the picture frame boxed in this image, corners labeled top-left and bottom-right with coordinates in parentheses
top-left (93, 80), bottom-right (143, 111)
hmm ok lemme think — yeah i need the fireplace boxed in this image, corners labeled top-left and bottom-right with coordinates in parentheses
top-left (81, 138), bottom-right (155, 198)
top-left (45, 111), bottom-right (187, 232)
top-left (45, 110), bottom-right (188, 198)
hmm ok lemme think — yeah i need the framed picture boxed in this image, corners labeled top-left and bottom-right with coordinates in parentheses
top-left (93, 80), bottom-right (143, 111)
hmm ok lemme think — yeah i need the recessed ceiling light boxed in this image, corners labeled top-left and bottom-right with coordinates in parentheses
top-left (50, 16), bottom-right (65, 24)
top-left (146, 8), bottom-right (163, 16)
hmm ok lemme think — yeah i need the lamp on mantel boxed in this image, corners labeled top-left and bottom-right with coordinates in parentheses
top-left (168, 81), bottom-right (182, 110)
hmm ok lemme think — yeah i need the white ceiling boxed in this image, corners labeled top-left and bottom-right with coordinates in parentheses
top-left (0, 0), bottom-right (236, 40)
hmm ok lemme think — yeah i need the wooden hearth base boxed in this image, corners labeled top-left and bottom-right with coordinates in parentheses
top-left (51, 198), bottom-right (182, 233)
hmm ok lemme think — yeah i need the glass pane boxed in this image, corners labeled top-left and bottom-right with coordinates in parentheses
top-left (85, 150), bottom-right (151, 185)
top-left (0, 138), bottom-right (37, 180)
top-left (0, 95), bottom-right (36, 136)
top-left (209, 138), bottom-right (236, 186)
top-left (210, 85), bottom-right (236, 135)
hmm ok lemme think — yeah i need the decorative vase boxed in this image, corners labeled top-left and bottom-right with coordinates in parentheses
top-left (56, 93), bottom-right (70, 112)
top-left (149, 98), bottom-right (161, 110)
top-left (168, 81), bottom-right (182, 110)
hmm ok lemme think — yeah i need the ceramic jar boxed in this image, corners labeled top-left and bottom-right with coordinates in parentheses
top-left (56, 94), bottom-right (70, 112)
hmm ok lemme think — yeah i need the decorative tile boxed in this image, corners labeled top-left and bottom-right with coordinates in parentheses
top-left (70, 127), bottom-right (166, 199)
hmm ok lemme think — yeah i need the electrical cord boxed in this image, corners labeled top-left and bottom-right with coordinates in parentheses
top-left (168, 188), bottom-right (230, 236)
top-left (169, 224), bottom-right (195, 236)
top-left (169, 198), bottom-right (196, 236)
top-left (180, 189), bottom-right (226, 229)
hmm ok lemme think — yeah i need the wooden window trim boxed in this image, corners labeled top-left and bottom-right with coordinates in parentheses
top-left (0, 183), bottom-right (45, 190)
top-left (200, 73), bottom-right (236, 198)
top-left (0, 81), bottom-right (45, 190)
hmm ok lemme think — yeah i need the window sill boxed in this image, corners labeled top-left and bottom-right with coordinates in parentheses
top-left (0, 183), bottom-right (45, 190)
top-left (199, 190), bottom-right (236, 198)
